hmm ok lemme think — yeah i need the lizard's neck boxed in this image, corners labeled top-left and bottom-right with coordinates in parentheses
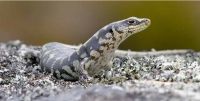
top-left (77, 24), bottom-right (124, 60)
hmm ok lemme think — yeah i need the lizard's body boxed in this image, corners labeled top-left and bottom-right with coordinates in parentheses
top-left (40, 17), bottom-right (151, 81)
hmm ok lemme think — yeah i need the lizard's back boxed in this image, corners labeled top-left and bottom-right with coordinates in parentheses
top-left (40, 42), bottom-right (75, 72)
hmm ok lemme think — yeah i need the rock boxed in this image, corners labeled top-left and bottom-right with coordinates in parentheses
top-left (0, 40), bottom-right (200, 101)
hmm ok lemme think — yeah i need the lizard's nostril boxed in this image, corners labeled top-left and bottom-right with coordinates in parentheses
top-left (143, 19), bottom-right (151, 26)
top-left (142, 18), bottom-right (151, 25)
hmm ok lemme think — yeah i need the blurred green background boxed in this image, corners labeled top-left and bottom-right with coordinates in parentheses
top-left (0, 2), bottom-right (199, 51)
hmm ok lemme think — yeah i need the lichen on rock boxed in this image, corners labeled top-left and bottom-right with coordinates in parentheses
top-left (0, 40), bottom-right (200, 101)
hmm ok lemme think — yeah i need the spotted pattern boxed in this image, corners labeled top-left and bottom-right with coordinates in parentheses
top-left (40, 17), bottom-right (151, 81)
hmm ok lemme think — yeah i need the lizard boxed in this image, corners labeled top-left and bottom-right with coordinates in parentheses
top-left (40, 17), bottom-right (151, 81)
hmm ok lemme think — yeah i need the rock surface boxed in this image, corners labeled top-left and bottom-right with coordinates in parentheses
top-left (0, 40), bottom-right (200, 101)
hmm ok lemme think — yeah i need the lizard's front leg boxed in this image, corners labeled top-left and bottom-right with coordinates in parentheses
top-left (77, 58), bottom-right (93, 82)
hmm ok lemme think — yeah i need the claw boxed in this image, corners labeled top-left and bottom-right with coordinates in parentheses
top-left (79, 74), bottom-right (93, 83)
top-left (78, 74), bottom-right (93, 87)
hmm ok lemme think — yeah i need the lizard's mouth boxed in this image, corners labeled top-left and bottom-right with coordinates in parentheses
top-left (128, 18), bottom-right (151, 34)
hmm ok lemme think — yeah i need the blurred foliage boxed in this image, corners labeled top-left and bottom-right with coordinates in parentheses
top-left (0, 1), bottom-right (199, 51)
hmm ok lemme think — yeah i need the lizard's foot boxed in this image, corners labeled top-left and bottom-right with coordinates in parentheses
top-left (79, 74), bottom-right (93, 83)
top-left (78, 74), bottom-right (93, 87)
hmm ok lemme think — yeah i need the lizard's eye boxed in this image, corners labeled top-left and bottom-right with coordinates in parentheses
top-left (109, 29), bottom-right (113, 33)
top-left (127, 20), bottom-right (137, 25)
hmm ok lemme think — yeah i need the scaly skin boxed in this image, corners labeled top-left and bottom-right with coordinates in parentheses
top-left (40, 17), bottom-right (151, 81)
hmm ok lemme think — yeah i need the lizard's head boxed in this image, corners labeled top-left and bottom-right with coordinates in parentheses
top-left (112, 17), bottom-right (150, 43)
top-left (83, 17), bottom-right (151, 54)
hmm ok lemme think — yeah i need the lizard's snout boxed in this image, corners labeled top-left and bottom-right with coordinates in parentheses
top-left (143, 18), bottom-right (151, 26)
